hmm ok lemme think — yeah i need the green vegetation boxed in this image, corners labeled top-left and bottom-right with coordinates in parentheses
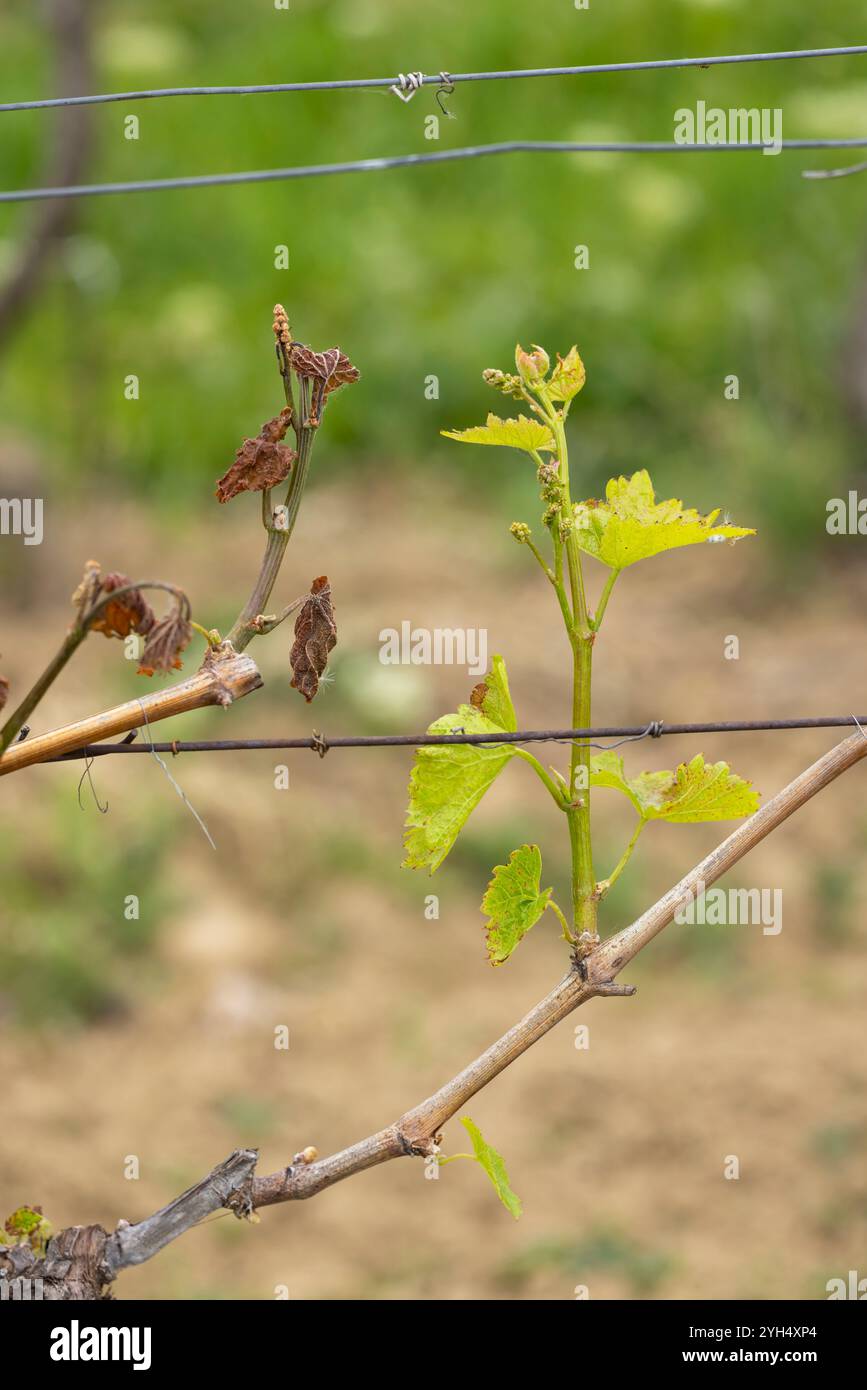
top-left (0, 2), bottom-right (864, 567)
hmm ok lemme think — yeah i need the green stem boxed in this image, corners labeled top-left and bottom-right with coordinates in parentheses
top-left (536, 384), bottom-right (596, 940)
top-left (599, 817), bottom-right (646, 897)
top-left (515, 747), bottom-right (568, 810)
top-left (567, 634), bottom-right (596, 936)
top-left (190, 621), bottom-right (220, 649)
top-left (525, 536), bottom-right (555, 585)
top-left (591, 568), bottom-right (620, 631)
top-left (545, 897), bottom-right (575, 943)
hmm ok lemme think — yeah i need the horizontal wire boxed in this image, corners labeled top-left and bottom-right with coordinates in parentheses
top-left (1, 44), bottom-right (866, 112)
top-left (1, 139), bottom-right (866, 204)
top-left (43, 716), bottom-right (867, 763)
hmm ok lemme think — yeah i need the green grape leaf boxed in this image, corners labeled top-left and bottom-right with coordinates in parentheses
top-left (547, 346), bottom-right (586, 402)
top-left (403, 656), bottom-right (517, 872)
top-left (441, 413), bottom-right (556, 456)
top-left (590, 750), bottom-right (759, 822)
top-left (573, 469), bottom-right (755, 570)
top-left (461, 1118), bottom-right (523, 1219)
top-left (482, 844), bottom-right (552, 966)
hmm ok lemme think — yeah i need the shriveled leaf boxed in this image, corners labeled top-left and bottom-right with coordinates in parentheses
top-left (590, 749), bottom-right (759, 822)
top-left (137, 608), bottom-right (192, 677)
top-left (4, 1205), bottom-right (53, 1255)
top-left (482, 844), bottom-right (552, 965)
top-left (89, 572), bottom-right (155, 640)
top-left (290, 576), bottom-right (337, 702)
top-left (215, 407), bottom-right (296, 503)
top-left (403, 656), bottom-right (517, 872)
top-left (461, 1118), bottom-right (522, 1219)
top-left (547, 345), bottom-right (586, 402)
top-left (287, 343), bottom-right (360, 425)
top-left (442, 412), bottom-right (556, 456)
top-left (573, 470), bottom-right (755, 570)
top-left (0, 675), bottom-right (8, 714)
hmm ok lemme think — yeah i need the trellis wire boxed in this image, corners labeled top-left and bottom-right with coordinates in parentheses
top-left (2, 44), bottom-right (866, 112)
top-left (2, 139), bottom-right (867, 204)
top-left (44, 715), bottom-right (867, 763)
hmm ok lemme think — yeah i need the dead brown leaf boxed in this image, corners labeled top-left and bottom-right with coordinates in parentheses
top-left (137, 609), bottom-right (193, 677)
top-left (215, 407), bottom-right (296, 503)
top-left (290, 576), bottom-right (337, 702)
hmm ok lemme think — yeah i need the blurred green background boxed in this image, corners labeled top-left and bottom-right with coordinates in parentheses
top-left (1, 0), bottom-right (866, 559)
top-left (2, 2), bottom-right (867, 1302)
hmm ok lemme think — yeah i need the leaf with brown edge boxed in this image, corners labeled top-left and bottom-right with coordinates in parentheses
top-left (215, 407), bottom-right (296, 503)
top-left (137, 609), bottom-right (193, 677)
top-left (0, 675), bottom-right (9, 714)
top-left (290, 576), bottom-right (337, 702)
top-left (89, 572), bottom-right (155, 640)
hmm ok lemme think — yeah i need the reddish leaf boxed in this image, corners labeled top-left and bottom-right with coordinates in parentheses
top-left (0, 675), bottom-right (9, 714)
top-left (90, 572), bottom-right (156, 640)
top-left (137, 609), bottom-right (193, 677)
top-left (290, 576), bottom-right (337, 702)
top-left (215, 407), bottom-right (296, 503)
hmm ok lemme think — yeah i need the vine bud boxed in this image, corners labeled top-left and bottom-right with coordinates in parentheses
top-left (509, 521), bottom-right (531, 544)
top-left (515, 343), bottom-right (550, 385)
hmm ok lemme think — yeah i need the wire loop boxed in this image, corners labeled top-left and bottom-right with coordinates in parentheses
top-left (390, 72), bottom-right (425, 103)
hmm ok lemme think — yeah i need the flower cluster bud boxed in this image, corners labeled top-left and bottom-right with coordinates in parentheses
top-left (482, 368), bottom-right (524, 399)
top-left (509, 521), bottom-right (531, 544)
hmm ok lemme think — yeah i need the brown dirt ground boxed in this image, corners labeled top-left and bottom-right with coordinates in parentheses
top-left (1, 475), bottom-right (866, 1299)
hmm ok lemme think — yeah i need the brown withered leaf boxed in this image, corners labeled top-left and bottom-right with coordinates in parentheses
top-left (215, 407), bottom-right (296, 503)
top-left (0, 675), bottom-right (9, 714)
top-left (287, 344), bottom-right (360, 425)
top-left (137, 609), bottom-right (193, 677)
top-left (290, 576), bottom-right (337, 702)
top-left (89, 572), bottom-right (156, 640)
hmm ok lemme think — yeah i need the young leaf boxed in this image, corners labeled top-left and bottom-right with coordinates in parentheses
top-left (460, 1118), bottom-right (522, 1219)
top-left (442, 412), bottom-right (556, 456)
top-left (403, 656), bottom-right (517, 872)
top-left (547, 346), bottom-right (586, 402)
top-left (3, 1204), bottom-right (53, 1255)
top-left (590, 750), bottom-right (759, 822)
top-left (573, 470), bottom-right (754, 569)
top-left (482, 844), bottom-right (552, 965)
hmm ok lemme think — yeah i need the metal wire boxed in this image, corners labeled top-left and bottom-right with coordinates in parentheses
top-left (1, 139), bottom-right (866, 204)
top-left (2, 45), bottom-right (865, 113)
top-left (43, 715), bottom-right (867, 763)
